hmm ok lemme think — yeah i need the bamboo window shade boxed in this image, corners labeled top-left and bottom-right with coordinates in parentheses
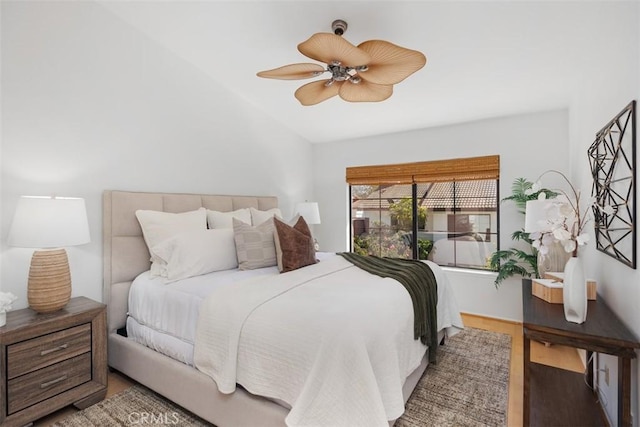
top-left (346, 155), bottom-right (500, 185)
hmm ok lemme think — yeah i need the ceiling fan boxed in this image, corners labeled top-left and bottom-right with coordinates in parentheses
top-left (257, 20), bottom-right (427, 106)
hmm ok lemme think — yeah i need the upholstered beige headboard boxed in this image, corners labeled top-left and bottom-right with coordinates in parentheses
top-left (102, 190), bottom-right (278, 334)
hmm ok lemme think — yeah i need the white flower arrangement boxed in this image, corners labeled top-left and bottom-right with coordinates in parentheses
top-left (526, 170), bottom-right (615, 258)
top-left (0, 291), bottom-right (18, 313)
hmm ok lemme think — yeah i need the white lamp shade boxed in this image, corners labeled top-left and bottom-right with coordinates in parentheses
top-left (7, 196), bottom-right (90, 248)
top-left (525, 197), bottom-right (569, 233)
top-left (294, 202), bottom-right (321, 225)
top-left (524, 199), bottom-right (549, 233)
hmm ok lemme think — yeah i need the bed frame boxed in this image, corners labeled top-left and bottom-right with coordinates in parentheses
top-left (103, 190), bottom-right (429, 426)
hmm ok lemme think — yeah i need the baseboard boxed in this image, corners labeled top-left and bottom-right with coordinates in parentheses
top-left (460, 311), bottom-right (522, 326)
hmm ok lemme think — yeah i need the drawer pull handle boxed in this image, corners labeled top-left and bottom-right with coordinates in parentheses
top-left (40, 343), bottom-right (69, 356)
top-left (40, 375), bottom-right (68, 389)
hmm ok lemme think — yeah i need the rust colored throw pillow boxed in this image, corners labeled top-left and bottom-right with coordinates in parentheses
top-left (273, 216), bottom-right (317, 273)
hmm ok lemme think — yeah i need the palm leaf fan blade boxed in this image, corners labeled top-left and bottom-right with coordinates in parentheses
top-left (257, 63), bottom-right (326, 80)
top-left (339, 80), bottom-right (393, 103)
top-left (295, 80), bottom-right (341, 106)
top-left (357, 40), bottom-right (426, 85)
top-left (298, 33), bottom-right (371, 67)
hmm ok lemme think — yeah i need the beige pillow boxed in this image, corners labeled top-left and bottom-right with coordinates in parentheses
top-left (273, 216), bottom-right (317, 273)
top-left (135, 208), bottom-right (207, 276)
top-left (233, 218), bottom-right (277, 270)
top-left (207, 208), bottom-right (251, 229)
top-left (250, 207), bottom-right (282, 226)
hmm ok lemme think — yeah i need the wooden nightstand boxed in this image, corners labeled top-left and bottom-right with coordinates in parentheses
top-left (0, 297), bottom-right (107, 426)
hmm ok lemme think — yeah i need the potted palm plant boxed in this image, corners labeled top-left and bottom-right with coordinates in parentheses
top-left (489, 178), bottom-right (557, 287)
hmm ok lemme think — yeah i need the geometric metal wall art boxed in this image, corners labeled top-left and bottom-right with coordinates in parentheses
top-left (588, 100), bottom-right (636, 269)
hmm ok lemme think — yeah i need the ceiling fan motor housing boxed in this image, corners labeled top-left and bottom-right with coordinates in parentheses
top-left (332, 19), bottom-right (347, 36)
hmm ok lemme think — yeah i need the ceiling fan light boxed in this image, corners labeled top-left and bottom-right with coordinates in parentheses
top-left (350, 76), bottom-right (362, 84)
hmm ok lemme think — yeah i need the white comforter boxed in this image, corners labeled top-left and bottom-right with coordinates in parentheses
top-left (194, 254), bottom-right (462, 427)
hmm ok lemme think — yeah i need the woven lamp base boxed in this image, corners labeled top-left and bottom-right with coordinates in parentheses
top-left (28, 248), bottom-right (72, 313)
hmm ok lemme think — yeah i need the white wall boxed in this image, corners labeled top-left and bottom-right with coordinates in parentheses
top-left (312, 109), bottom-right (570, 321)
top-left (0, 1), bottom-right (314, 308)
top-left (565, 4), bottom-right (640, 424)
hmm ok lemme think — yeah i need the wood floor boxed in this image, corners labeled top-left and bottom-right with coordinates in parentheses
top-left (462, 313), bottom-right (584, 427)
top-left (35, 312), bottom-right (584, 426)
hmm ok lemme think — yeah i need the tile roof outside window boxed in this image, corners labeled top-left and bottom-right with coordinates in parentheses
top-left (422, 180), bottom-right (496, 209)
top-left (352, 180), bottom-right (496, 210)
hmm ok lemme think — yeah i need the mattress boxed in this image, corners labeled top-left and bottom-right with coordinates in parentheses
top-left (127, 317), bottom-right (195, 366)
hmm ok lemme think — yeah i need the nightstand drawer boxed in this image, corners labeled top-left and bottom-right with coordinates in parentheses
top-left (7, 352), bottom-right (92, 414)
top-left (7, 323), bottom-right (91, 379)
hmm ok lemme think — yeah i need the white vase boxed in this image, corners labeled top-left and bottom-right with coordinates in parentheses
top-left (563, 256), bottom-right (587, 324)
top-left (0, 311), bottom-right (6, 327)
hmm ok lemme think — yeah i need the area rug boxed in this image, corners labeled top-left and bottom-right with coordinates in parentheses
top-left (396, 327), bottom-right (511, 426)
top-left (53, 327), bottom-right (510, 427)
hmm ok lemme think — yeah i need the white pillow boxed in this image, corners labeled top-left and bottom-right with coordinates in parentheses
top-left (153, 229), bottom-right (238, 282)
top-left (135, 208), bottom-right (207, 276)
top-left (207, 208), bottom-right (251, 229)
top-left (250, 207), bottom-right (283, 226)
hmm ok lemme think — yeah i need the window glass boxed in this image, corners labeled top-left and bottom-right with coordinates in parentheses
top-left (350, 179), bottom-right (498, 270)
top-left (352, 184), bottom-right (413, 258)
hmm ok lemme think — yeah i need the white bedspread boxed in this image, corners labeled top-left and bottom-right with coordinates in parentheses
top-left (128, 265), bottom-right (279, 344)
top-left (194, 254), bottom-right (462, 427)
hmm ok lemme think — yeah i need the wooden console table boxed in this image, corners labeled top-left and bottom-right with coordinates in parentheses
top-left (523, 279), bottom-right (639, 427)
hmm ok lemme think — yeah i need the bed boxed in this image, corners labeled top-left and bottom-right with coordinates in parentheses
top-left (103, 190), bottom-right (463, 427)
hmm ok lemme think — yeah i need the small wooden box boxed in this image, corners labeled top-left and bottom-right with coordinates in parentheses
top-left (531, 272), bottom-right (597, 304)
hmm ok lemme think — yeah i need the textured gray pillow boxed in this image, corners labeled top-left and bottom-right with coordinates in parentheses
top-left (233, 217), bottom-right (277, 270)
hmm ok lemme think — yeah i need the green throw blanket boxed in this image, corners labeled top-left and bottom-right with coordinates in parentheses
top-left (337, 252), bottom-right (439, 363)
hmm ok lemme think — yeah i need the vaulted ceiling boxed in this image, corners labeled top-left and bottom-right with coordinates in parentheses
top-left (99, 1), bottom-right (634, 143)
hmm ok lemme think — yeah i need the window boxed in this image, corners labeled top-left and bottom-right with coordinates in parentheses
top-left (348, 156), bottom-right (499, 270)
top-left (351, 184), bottom-right (415, 259)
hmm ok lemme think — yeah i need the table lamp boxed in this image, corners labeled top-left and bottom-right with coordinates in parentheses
top-left (294, 202), bottom-right (321, 249)
top-left (7, 196), bottom-right (90, 313)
